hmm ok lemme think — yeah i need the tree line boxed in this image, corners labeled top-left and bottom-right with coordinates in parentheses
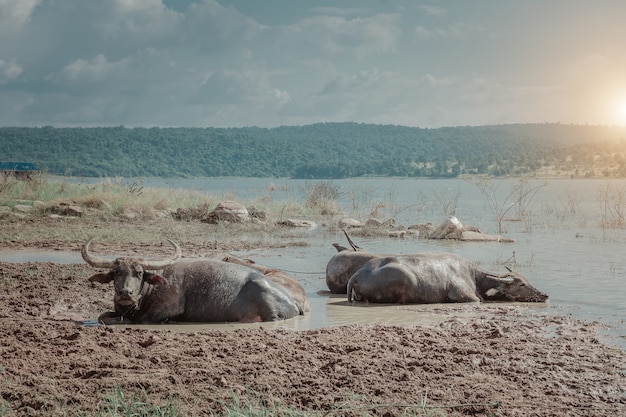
top-left (2, 123), bottom-right (626, 178)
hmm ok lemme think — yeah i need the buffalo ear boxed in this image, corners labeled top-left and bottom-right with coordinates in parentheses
top-left (485, 288), bottom-right (500, 297)
top-left (89, 272), bottom-right (114, 284)
top-left (145, 272), bottom-right (168, 285)
top-left (332, 243), bottom-right (349, 252)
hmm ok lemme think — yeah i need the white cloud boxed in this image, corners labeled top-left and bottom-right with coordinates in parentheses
top-left (310, 7), bottom-right (365, 16)
top-left (282, 12), bottom-right (401, 59)
top-left (271, 89), bottom-right (291, 105)
top-left (0, 59), bottom-right (22, 84)
top-left (417, 5), bottom-right (446, 16)
top-left (99, 0), bottom-right (183, 42)
top-left (186, 0), bottom-right (266, 43)
top-left (0, 0), bottom-right (40, 32)
top-left (58, 55), bottom-right (122, 81)
top-left (1, 1), bottom-right (625, 127)
top-left (414, 22), bottom-right (484, 40)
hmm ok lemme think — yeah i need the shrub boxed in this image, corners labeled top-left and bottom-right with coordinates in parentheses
top-left (302, 180), bottom-right (343, 215)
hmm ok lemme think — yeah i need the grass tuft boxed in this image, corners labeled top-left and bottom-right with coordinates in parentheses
top-left (98, 384), bottom-right (180, 417)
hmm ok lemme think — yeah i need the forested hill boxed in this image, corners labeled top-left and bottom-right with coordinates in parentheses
top-left (2, 123), bottom-right (626, 178)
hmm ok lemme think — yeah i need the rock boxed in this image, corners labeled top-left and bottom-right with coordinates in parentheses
top-left (153, 209), bottom-right (171, 218)
top-left (13, 204), bottom-right (33, 213)
top-left (388, 230), bottom-right (406, 238)
top-left (339, 218), bottom-right (362, 228)
top-left (278, 219), bottom-right (317, 228)
top-left (408, 223), bottom-right (434, 238)
top-left (460, 230), bottom-right (514, 243)
top-left (33, 201), bottom-right (47, 210)
top-left (382, 218), bottom-right (396, 228)
top-left (65, 205), bottom-right (83, 217)
top-left (120, 209), bottom-right (138, 220)
top-left (429, 216), bottom-right (464, 239)
top-left (429, 216), bottom-right (513, 242)
top-left (364, 218), bottom-right (382, 227)
top-left (205, 200), bottom-right (249, 223)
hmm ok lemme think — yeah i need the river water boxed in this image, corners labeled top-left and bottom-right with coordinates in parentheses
top-left (3, 177), bottom-right (625, 347)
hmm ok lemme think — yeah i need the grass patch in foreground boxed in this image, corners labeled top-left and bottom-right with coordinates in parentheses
top-left (98, 385), bottom-right (180, 417)
top-left (214, 392), bottom-right (451, 417)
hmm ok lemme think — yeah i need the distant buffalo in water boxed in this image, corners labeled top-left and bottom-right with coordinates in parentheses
top-left (347, 251), bottom-right (548, 304)
top-left (325, 231), bottom-right (547, 304)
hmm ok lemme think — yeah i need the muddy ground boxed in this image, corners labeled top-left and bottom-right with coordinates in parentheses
top-left (0, 218), bottom-right (625, 416)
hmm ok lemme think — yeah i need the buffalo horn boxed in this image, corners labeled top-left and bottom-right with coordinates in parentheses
top-left (343, 229), bottom-right (362, 251)
top-left (138, 239), bottom-right (182, 270)
top-left (81, 238), bottom-right (182, 270)
top-left (81, 237), bottom-right (116, 268)
top-left (485, 272), bottom-right (514, 284)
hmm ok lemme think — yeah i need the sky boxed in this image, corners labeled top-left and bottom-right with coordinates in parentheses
top-left (1, 0), bottom-right (626, 128)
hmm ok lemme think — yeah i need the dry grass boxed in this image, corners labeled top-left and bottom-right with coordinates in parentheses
top-left (0, 174), bottom-right (340, 221)
top-left (0, 175), bottom-right (335, 250)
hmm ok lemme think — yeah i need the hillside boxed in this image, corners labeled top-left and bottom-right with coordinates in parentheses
top-left (2, 123), bottom-right (626, 178)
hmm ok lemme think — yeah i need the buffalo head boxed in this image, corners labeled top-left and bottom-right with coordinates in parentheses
top-left (82, 238), bottom-right (182, 308)
top-left (483, 267), bottom-right (548, 302)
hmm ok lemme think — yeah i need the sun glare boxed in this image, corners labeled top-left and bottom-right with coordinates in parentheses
top-left (618, 99), bottom-right (626, 126)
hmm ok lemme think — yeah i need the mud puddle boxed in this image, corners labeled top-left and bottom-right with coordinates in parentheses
top-left (97, 293), bottom-right (459, 332)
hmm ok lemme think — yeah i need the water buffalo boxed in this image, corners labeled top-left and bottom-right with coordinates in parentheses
top-left (221, 255), bottom-right (310, 313)
top-left (82, 238), bottom-right (302, 324)
top-left (325, 231), bottom-right (383, 294)
top-left (326, 247), bottom-right (379, 294)
top-left (347, 252), bottom-right (548, 304)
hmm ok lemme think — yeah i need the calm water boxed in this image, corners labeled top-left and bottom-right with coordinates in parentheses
top-left (7, 177), bottom-right (626, 346)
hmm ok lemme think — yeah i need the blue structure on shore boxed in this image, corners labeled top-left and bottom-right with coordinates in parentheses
top-left (0, 162), bottom-right (40, 179)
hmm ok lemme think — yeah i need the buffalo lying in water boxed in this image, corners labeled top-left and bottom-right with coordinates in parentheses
top-left (326, 231), bottom-right (547, 304)
top-left (325, 231), bottom-right (381, 294)
top-left (347, 252), bottom-right (548, 304)
top-left (221, 255), bottom-right (310, 313)
top-left (326, 248), bottom-right (380, 294)
top-left (82, 239), bottom-right (303, 323)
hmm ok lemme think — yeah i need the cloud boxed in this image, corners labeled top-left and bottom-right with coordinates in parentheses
top-left (58, 54), bottom-right (125, 82)
top-left (417, 5), bottom-right (446, 16)
top-left (281, 12), bottom-right (401, 60)
top-left (310, 7), bottom-right (365, 17)
top-left (186, 0), bottom-right (266, 46)
top-left (0, 1), bottom-right (482, 127)
top-left (0, 0), bottom-right (40, 33)
top-left (0, 59), bottom-right (22, 84)
top-left (414, 22), bottom-right (484, 40)
top-left (1, 1), bottom-right (625, 128)
top-left (99, 0), bottom-right (183, 41)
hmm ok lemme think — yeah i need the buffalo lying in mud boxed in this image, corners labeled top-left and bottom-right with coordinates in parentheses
top-left (347, 252), bottom-right (548, 304)
top-left (222, 255), bottom-right (310, 313)
top-left (82, 239), bottom-right (303, 324)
